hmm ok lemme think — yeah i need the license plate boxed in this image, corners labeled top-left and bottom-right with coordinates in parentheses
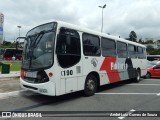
top-left (26, 71), bottom-right (37, 78)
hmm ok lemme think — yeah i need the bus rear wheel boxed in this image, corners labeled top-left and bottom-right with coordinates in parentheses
top-left (84, 75), bottom-right (97, 96)
top-left (134, 69), bottom-right (141, 82)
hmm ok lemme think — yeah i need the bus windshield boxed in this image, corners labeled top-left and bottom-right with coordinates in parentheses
top-left (22, 22), bottom-right (57, 70)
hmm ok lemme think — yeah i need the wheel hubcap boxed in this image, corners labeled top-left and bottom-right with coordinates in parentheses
top-left (137, 72), bottom-right (140, 80)
top-left (87, 79), bottom-right (95, 91)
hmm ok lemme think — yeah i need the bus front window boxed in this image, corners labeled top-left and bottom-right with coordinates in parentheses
top-left (22, 23), bottom-right (57, 70)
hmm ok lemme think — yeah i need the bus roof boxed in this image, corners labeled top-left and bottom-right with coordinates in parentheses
top-left (56, 21), bottom-right (146, 48)
top-left (27, 20), bottom-right (146, 48)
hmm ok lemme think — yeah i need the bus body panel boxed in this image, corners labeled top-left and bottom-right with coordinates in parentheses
top-left (20, 78), bottom-right (56, 96)
top-left (57, 61), bottom-right (83, 95)
top-left (132, 58), bottom-right (147, 76)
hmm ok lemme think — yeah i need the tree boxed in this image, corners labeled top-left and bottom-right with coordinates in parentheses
top-left (0, 40), bottom-right (23, 48)
top-left (148, 49), bottom-right (160, 55)
top-left (157, 40), bottom-right (160, 43)
top-left (144, 40), bottom-right (154, 44)
top-left (125, 38), bottom-right (130, 40)
top-left (146, 45), bottom-right (154, 51)
top-left (129, 31), bottom-right (137, 42)
top-left (3, 41), bottom-right (11, 46)
top-left (139, 38), bottom-right (143, 44)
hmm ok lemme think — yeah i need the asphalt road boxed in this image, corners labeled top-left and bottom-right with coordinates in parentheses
top-left (0, 78), bottom-right (160, 120)
top-left (0, 78), bottom-right (21, 93)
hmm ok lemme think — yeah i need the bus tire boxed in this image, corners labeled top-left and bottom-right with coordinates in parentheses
top-left (134, 69), bottom-right (141, 82)
top-left (84, 75), bottom-right (97, 96)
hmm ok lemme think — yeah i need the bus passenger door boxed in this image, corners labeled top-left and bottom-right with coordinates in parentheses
top-left (56, 27), bottom-right (82, 94)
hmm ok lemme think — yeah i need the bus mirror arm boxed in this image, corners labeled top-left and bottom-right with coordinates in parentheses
top-left (16, 37), bottom-right (26, 50)
top-left (16, 37), bottom-right (26, 41)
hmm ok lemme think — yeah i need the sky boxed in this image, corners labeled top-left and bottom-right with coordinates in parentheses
top-left (0, 0), bottom-right (160, 41)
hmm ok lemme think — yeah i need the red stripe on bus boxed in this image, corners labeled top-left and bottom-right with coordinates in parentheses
top-left (100, 57), bottom-right (120, 83)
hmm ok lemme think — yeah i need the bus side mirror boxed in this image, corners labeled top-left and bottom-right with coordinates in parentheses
top-left (16, 37), bottom-right (26, 50)
top-left (16, 37), bottom-right (26, 41)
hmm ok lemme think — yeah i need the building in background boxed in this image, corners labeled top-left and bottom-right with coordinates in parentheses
top-left (0, 13), bottom-right (4, 44)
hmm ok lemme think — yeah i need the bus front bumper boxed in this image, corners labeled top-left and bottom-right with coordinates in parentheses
top-left (20, 79), bottom-right (56, 96)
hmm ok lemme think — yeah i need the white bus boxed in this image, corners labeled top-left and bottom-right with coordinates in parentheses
top-left (20, 21), bottom-right (147, 96)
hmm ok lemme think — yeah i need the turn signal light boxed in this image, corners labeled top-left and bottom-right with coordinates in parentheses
top-left (20, 69), bottom-right (26, 80)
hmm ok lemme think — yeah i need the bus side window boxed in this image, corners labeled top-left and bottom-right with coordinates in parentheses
top-left (101, 37), bottom-right (116, 57)
top-left (56, 34), bottom-right (67, 54)
top-left (137, 47), bottom-right (144, 59)
top-left (117, 41), bottom-right (128, 58)
top-left (128, 44), bottom-right (137, 58)
top-left (82, 33), bottom-right (101, 56)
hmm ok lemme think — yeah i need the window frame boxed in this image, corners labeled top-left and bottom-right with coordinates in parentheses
top-left (56, 27), bottom-right (81, 56)
top-left (82, 33), bottom-right (101, 56)
top-left (56, 27), bottom-right (81, 68)
top-left (101, 37), bottom-right (116, 57)
top-left (117, 41), bottom-right (128, 58)
top-left (128, 44), bottom-right (137, 58)
top-left (137, 46), bottom-right (144, 59)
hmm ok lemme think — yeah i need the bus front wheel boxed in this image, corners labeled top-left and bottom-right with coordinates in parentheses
top-left (84, 75), bottom-right (97, 96)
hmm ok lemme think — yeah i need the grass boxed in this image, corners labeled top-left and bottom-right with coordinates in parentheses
top-left (0, 62), bottom-right (22, 72)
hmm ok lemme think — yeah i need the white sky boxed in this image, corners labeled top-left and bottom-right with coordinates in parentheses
top-left (0, 0), bottom-right (160, 41)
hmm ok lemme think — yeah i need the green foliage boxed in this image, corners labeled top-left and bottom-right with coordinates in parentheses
top-left (0, 62), bottom-right (21, 72)
top-left (129, 31), bottom-right (137, 42)
top-left (157, 40), bottom-right (160, 43)
top-left (3, 41), bottom-right (12, 46)
top-left (147, 48), bottom-right (160, 55)
top-left (146, 45), bottom-right (154, 50)
top-left (0, 41), bottom-right (23, 49)
top-left (125, 38), bottom-right (130, 40)
top-left (144, 40), bottom-right (154, 44)
top-left (138, 38), bottom-right (143, 44)
top-left (0, 41), bottom-right (14, 48)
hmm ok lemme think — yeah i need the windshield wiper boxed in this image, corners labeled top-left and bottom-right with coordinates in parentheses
top-left (31, 31), bottom-right (45, 48)
top-left (28, 31), bottom-right (45, 69)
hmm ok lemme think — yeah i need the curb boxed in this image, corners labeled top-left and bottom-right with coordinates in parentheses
top-left (0, 76), bottom-right (20, 80)
top-left (0, 71), bottom-right (20, 80)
